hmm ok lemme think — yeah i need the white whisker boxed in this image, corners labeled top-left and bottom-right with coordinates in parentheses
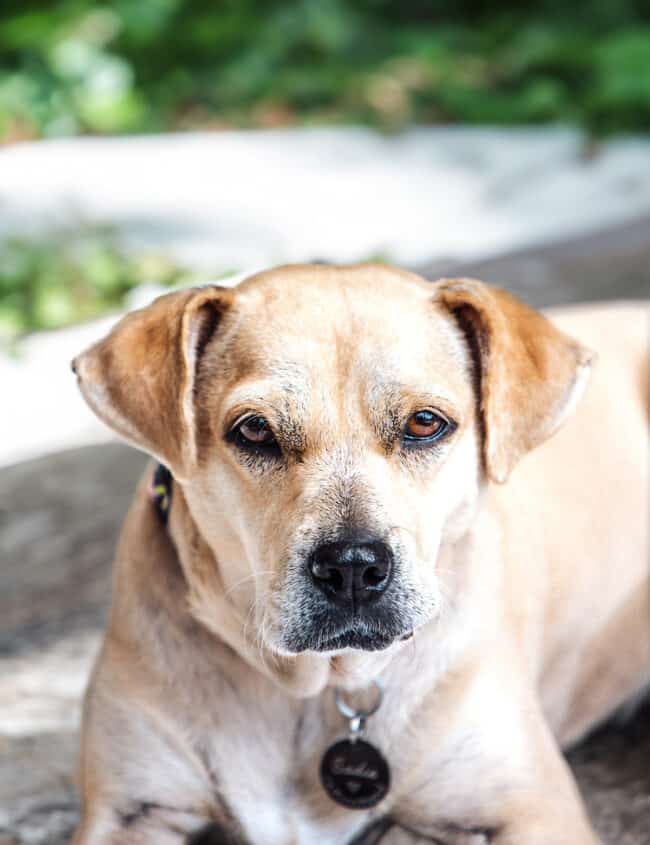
top-left (222, 569), bottom-right (275, 601)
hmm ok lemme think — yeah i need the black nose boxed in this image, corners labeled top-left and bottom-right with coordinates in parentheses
top-left (309, 540), bottom-right (393, 608)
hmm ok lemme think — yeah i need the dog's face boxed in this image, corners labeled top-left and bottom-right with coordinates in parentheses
top-left (73, 265), bottom-right (592, 657)
top-left (185, 267), bottom-right (480, 654)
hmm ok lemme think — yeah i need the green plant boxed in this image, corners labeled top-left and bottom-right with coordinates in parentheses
top-left (0, 225), bottom-right (213, 342)
top-left (1, 1), bottom-right (650, 140)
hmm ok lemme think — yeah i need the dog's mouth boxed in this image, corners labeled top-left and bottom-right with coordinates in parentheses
top-left (314, 629), bottom-right (396, 652)
top-left (277, 566), bottom-right (429, 655)
top-left (287, 626), bottom-right (414, 654)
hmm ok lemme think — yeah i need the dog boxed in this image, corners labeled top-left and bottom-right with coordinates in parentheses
top-left (71, 264), bottom-right (649, 844)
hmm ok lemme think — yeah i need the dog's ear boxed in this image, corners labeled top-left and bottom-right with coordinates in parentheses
top-left (72, 286), bottom-right (232, 481)
top-left (436, 278), bottom-right (594, 484)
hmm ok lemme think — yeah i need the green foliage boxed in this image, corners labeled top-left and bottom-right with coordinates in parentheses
top-left (2, 0), bottom-right (650, 140)
top-left (2, 2), bottom-right (650, 337)
top-left (0, 226), bottom-right (208, 343)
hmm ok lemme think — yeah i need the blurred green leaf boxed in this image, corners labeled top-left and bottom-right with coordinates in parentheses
top-left (0, 226), bottom-right (216, 343)
top-left (1, 0), bottom-right (650, 139)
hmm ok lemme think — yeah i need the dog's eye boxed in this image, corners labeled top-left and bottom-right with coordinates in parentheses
top-left (404, 410), bottom-right (449, 442)
top-left (226, 414), bottom-right (282, 463)
top-left (237, 416), bottom-right (276, 446)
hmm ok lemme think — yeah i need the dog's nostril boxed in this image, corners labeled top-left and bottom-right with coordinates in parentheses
top-left (313, 567), bottom-right (344, 592)
top-left (311, 560), bottom-right (341, 588)
top-left (363, 566), bottom-right (386, 589)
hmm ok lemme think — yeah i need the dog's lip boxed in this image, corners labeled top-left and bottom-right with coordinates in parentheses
top-left (309, 628), bottom-right (412, 653)
top-left (316, 631), bottom-right (394, 652)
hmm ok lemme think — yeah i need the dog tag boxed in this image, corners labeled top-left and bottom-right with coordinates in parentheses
top-left (320, 738), bottom-right (390, 809)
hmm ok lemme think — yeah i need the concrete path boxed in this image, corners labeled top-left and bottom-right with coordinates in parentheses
top-left (3, 128), bottom-right (650, 270)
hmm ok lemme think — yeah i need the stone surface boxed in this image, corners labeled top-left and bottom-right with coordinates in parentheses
top-left (4, 128), bottom-right (650, 271)
top-left (419, 213), bottom-right (650, 307)
top-left (1, 228), bottom-right (648, 843)
top-left (0, 444), bottom-right (147, 845)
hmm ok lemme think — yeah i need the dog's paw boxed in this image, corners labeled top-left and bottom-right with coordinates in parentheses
top-left (380, 824), bottom-right (490, 845)
top-left (186, 822), bottom-right (246, 845)
top-left (432, 832), bottom-right (489, 845)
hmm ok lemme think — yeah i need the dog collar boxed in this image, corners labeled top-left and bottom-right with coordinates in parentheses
top-left (150, 463), bottom-right (173, 524)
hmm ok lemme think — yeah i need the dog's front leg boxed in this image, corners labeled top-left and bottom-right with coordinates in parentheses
top-left (481, 714), bottom-right (600, 845)
top-left (375, 823), bottom-right (489, 845)
top-left (462, 713), bottom-right (599, 845)
top-left (392, 688), bottom-right (600, 845)
top-left (72, 807), bottom-right (242, 845)
top-left (485, 791), bottom-right (599, 845)
top-left (72, 807), bottom-right (209, 845)
top-left (385, 795), bottom-right (596, 845)
top-left (349, 817), bottom-right (489, 845)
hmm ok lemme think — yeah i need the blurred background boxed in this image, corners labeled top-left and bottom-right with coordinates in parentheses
top-left (1, 3), bottom-right (649, 844)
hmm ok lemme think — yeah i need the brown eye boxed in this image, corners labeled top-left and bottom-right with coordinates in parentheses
top-left (238, 416), bottom-right (276, 446)
top-left (404, 410), bottom-right (449, 442)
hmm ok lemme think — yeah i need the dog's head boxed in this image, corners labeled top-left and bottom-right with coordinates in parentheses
top-left (73, 265), bottom-right (592, 656)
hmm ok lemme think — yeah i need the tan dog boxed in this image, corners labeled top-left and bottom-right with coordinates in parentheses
top-left (71, 264), bottom-right (649, 845)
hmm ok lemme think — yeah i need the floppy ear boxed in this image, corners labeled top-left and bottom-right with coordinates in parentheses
top-left (435, 278), bottom-right (594, 484)
top-left (72, 286), bottom-right (232, 481)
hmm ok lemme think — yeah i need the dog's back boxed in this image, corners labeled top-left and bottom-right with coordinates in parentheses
top-left (493, 302), bottom-right (649, 746)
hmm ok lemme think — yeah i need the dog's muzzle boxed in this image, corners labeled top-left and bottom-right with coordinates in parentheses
top-left (280, 536), bottom-right (407, 653)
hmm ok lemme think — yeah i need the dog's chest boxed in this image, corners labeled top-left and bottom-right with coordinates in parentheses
top-left (196, 649), bottom-right (496, 843)
top-left (199, 683), bottom-right (485, 844)
top-left (203, 692), bottom-right (375, 845)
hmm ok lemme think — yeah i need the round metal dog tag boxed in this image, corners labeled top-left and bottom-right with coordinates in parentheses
top-left (320, 738), bottom-right (390, 809)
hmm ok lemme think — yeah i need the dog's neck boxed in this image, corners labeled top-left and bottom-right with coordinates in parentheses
top-left (167, 480), bottom-right (479, 700)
